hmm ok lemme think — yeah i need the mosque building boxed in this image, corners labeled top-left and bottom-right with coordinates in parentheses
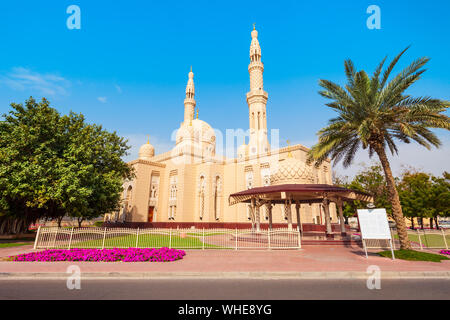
top-left (110, 27), bottom-right (337, 228)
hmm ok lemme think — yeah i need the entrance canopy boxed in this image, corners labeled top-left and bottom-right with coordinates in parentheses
top-left (228, 184), bottom-right (373, 206)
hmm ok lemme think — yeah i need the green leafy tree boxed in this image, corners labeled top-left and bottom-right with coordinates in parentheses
top-left (429, 172), bottom-right (450, 229)
top-left (334, 163), bottom-right (391, 222)
top-left (0, 97), bottom-right (133, 234)
top-left (332, 173), bottom-right (356, 222)
top-left (397, 170), bottom-right (433, 229)
top-left (308, 48), bottom-right (450, 249)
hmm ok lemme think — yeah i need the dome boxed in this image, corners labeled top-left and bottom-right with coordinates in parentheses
top-left (176, 119), bottom-right (215, 144)
top-left (138, 142), bottom-right (155, 160)
top-left (237, 143), bottom-right (248, 160)
top-left (270, 157), bottom-right (315, 185)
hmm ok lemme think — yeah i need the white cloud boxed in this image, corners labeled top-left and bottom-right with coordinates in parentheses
top-left (0, 67), bottom-right (70, 96)
top-left (97, 96), bottom-right (107, 103)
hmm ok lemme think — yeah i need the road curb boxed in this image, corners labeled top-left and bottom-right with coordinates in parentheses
top-left (0, 271), bottom-right (449, 280)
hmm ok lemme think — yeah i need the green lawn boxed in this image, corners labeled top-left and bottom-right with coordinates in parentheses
top-left (378, 249), bottom-right (450, 262)
top-left (394, 231), bottom-right (449, 248)
top-left (71, 233), bottom-right (225, 249)
top-left (0, 242), bottom-right (33, 248)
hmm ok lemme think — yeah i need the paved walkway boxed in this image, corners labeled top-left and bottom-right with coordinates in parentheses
top-left (0, 244), bottom-right (449, 277)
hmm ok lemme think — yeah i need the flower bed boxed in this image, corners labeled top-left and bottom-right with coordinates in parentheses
top-left (10, 248), bottom-right (186, 262)
top-left (440, 249), bottom-right (450, 256)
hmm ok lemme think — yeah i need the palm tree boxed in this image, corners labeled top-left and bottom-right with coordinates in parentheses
top-left (308, 48), bottom-right (450, 250)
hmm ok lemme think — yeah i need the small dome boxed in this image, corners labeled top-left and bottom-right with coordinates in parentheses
top-left (237, 143), bottom-right (248, 160)
top-left (176, 119), bottom-right (215, 144)
top-left (270, 157), bottom-right (314, 185)
top-left (138, 142), bottom-right (155, 160)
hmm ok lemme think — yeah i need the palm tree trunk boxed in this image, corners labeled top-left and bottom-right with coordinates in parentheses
top-left (373, 143), bottom-right (411, 250)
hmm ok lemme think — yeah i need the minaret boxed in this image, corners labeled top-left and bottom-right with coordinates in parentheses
top-left (184, 67), bottom-right (196, 124)
top-left (246, 25), bottom-right (270, 155)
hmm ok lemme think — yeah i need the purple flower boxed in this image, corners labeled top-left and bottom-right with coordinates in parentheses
top-left (10, 248), bottom-right (186, 262)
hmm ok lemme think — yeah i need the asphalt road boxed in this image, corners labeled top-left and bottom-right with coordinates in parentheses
top-left (0, 278), bottom-right (449, 300)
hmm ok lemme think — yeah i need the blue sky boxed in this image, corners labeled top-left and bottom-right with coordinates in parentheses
top-left (0, 0), bottom-right (449, 177)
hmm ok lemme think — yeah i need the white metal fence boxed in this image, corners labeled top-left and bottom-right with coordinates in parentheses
top-left (361, 228), bottom-right (449, 251)
top-left (33, 227), bottom-right (302, 250)
top-left (390, 228), bottom-right (449, 250)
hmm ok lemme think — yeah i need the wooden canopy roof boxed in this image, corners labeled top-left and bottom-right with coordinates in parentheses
top-left (228, 184), bottom-right (373, 205)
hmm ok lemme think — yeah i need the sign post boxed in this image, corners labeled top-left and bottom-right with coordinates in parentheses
top-left (357, 208), bottom-right (395, 260)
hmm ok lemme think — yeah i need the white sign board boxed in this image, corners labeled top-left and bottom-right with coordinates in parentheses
top-left (357, 208), bottom-right (391, 240)
top-left (438, 217), bottom-right (450, 229)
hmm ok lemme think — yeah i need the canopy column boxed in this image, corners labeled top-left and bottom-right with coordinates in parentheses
top-left (322, 197), bottom-right (333, 239)
top-left (255, 200), bottom-right (261, 233)
top-left (250, 198), bottom-right (256, 231)
top-left (285, 199), bottom-right (293, 231)
top-left (266, 202), bottom-right (273, 231)
top-left (295, 201), bottom-right (302, 234)
top-left (337, 198), bottom-right (346, 235)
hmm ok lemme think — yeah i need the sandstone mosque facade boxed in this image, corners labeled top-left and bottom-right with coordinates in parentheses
top-left (112, 27), bottom-right (337, 227)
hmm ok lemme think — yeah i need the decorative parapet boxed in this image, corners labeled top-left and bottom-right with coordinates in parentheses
top-left (128, 159), bottom-right (166, 168)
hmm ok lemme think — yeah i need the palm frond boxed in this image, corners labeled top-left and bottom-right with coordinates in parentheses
top-left (309, 47), bottom-right (449, 171)
top-left (380, 46), bottom-right (410, 89)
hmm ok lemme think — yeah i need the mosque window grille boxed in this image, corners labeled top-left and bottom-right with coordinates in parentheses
top-left (260, 167), bottom-right (270, 187)
top-left (245, 171), bottom-right (254, 190)
top-left (260, 162), bottom-right (270, 169)
top-left (168, 205), bottom-right (176, 220)
top-left (198, 175), bottom-right (206, 220)
top-left (149, 174), bottom-right (160, 200)
top-left (125, 186), bottom-right (133, 208)
top-left (169, 176), bottom-right (178, 201)
top-left (244, 165), bottom-right (253, 172)
top-left (213, 175), bottom-right (222, 221)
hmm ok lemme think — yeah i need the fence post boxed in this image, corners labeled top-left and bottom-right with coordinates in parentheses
top-left (52, 227), bottom-right (59, 249)
top-left (268, 230), bottom-right (271, 250)
top-left (235, 228), bottom-right (238, 250)
top-left (169, 228), bottom-right (172, 249)
top-left (101, 227), bottom-right (107, 249)
top-left (68, 227), bottom-right (74, 249)
top-left (33, 226), bottom-right (41, 249)
top-left (297, 230), bottom-right (301, 249)
top-left (202, 228), bottom-right (205, 250)
top-left (442, 228), bottom-right (448, 250)
top-left (135, 228), bottom-right (140, 248)
top-left (417, 229), bottom-right (423, 250)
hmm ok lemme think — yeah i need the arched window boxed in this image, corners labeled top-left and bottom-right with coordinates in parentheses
top-left (126, 186), bottom-right (132, 206)
top-left (168, 175), bottom-right (177, 220)
top-left (214, 176), bottom-right (221, 220)
top-left (199, 175), bottom-right (206, 220)
top-left (257, 112), bottom-right (260, 130)
top-left (246, 171), bottom-right (254, 189)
